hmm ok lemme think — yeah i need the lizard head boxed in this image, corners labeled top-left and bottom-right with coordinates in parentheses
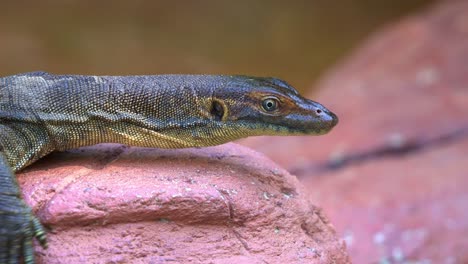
top-left (210, 76), bottom-right (338, 137)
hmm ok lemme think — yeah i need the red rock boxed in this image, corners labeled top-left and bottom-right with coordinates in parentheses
top-left (240, 0), bottom-right (468, 263)
top-left (304, 137), bottom-right (468, 263)
top-left (18, 143), bottom-right (349, 263)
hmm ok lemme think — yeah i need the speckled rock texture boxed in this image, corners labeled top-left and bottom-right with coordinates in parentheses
top-left (241, 1), bottom-right (468, 263)
top-left (18, 143), bottom-right (349, 263)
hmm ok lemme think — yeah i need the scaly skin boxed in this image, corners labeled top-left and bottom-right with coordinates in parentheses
top-left (0, 71), bottom-right (338, 263)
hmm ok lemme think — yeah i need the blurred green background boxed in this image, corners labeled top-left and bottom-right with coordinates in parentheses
top-left (1, 0), bottom-right (433, 93)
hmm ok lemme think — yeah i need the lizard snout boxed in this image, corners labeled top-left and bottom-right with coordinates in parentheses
top-left (314, 104), bottom-right (338, 127)
top-left (303, 100), bottom-right (339, 134)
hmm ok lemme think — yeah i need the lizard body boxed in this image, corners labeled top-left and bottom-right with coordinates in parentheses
top-left (0, 72), bottom-right (338, 263)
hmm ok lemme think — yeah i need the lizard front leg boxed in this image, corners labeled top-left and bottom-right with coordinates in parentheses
top-left (0, 152), bottom-right (47, 264)
top-left (0, 124), bottom-right (52, 264)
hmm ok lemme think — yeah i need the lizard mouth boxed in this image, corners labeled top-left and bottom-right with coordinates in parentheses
top-left (231, 106), bottom-right (338, 136)
top-left (229, 115), bottom-right (337, 137)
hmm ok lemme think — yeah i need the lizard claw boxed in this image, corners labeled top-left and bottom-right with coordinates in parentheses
top-left (32, 216), bottom-right (48, 249)
top-left (0, 199), bottom-right (47, 264)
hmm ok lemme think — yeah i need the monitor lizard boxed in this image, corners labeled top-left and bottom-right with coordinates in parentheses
top-left (0, 71), bottom-right (338, 263)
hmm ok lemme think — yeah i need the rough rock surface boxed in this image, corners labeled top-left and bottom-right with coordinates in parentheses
top-left (18, 143), bottom-right (349, 263)
top-left (241, 0), bottom-right (468, 263)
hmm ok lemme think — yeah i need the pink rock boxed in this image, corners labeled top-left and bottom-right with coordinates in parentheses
top-left (18, 143), bottom-right (349, 263)
top-left (305, 137), bottom-right (468, 263)
top-left (241, 0), bottom-right (468, 262)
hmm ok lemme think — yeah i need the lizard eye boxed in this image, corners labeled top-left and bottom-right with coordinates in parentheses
top-left (261, 98), bottom-right (279, 112)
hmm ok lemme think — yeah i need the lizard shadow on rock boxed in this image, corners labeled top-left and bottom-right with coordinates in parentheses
top-left (21, 143), bottom-right (292, 191)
